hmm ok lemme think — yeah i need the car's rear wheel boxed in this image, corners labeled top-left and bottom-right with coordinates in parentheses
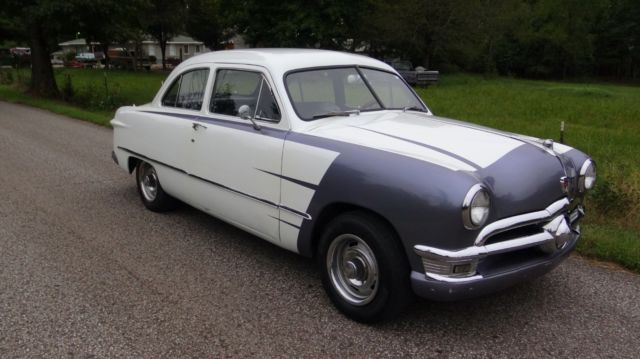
top-left (135, 161), bottom-right (178, 212)
top-left (318, 211), bottom-right (412, 322)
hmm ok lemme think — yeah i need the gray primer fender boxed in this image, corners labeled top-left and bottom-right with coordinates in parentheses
top-left (286, 132), bottom-right (574, 273)
top-left (287, 132), bottom-right (479, 271)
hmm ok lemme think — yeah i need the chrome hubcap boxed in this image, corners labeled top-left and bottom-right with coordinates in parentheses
top-left (327, 234), bottom-right (378, 306)
top-left (139, 163), bottom-right (158, 202)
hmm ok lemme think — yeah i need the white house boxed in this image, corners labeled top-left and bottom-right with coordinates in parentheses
top-left (58, 35), bottom-right (207, 64)
top-left (58, 38), bottom-right (101, 54)
top-left (142, 35), bottom-right (206, 62)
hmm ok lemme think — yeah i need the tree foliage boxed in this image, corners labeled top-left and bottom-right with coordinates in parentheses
top-left (145, 0), bottom-right (187, 69)
top-left (186, 0), bottom-right (230, 50)
top-left (0, 0), bottom-right (639, 98)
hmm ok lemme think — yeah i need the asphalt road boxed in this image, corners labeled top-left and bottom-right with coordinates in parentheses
top-left (0, 101), bottom-right (639, 358)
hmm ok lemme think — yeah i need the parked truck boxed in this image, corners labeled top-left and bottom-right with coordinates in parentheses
top-left (108, 49), bottom-right (153, 71)
top-left (384, 59), bottom-right (439, 87)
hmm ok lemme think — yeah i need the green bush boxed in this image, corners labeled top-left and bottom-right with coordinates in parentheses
top-left (590, 180), bottom-right (632, 215)
top-left (62, 74), bottom-right (73, 100)
top-left (0, 69), bottom-right (14, 85)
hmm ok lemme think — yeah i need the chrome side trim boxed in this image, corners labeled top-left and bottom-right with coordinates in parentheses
top-left (280, 206), bottom-right (312, 220)
top-left (474, 197), bottom-right (569, 246)
top-left (118, 146), bottom-right (313, 221)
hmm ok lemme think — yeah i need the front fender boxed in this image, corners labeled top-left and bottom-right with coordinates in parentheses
top-left (285, 132), bottom-right (478, 272)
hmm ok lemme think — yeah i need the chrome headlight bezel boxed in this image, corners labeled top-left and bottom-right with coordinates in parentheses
top-left (462, 184), bottom-right (491, 230)
top-left (578, 159), bottom-right (596, 193)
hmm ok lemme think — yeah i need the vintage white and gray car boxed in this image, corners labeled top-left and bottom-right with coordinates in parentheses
top-left (111, 49), bottom-right (596, 322)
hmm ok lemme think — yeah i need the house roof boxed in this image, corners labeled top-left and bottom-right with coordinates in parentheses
top-left (60, 35), bottom-right (203, 47)
top-left (59, 38), bottom-right (87, 46)
top-left (141, 35), bottom-right (203, 45)
top-left (58, 38), bottom-right (101, 47)
top-left (168, 35), bottom-right (203, 44)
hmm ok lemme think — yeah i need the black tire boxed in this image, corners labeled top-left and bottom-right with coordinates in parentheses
top-left (318, 211), bottom-right (412, 323)
top-left (135, 160), bottom-right (178, 212)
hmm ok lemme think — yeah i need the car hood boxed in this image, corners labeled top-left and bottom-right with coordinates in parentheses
top-left (298, 111), bottom-right (568, 217)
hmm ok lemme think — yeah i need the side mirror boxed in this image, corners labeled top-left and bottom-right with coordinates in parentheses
top-left (238, 104), bottom-right (252, 120)
top-left (238, 104), bottom-right (261, 131)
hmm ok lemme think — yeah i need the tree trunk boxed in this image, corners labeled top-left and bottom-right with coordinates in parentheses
top-left (132, 41), bottom-right (139, 72)
top-left (160, 41), bottom-right (167, 70)
top-left (28, 22), bottom-right (58, 97)
top-left (159, 33), bottom-right (167, 70)
top-left (102, 40), bottom-right (111, 69)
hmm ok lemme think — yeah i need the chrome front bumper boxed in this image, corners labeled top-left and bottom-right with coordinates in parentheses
top-left (413, 198), bottom-right (583, 288)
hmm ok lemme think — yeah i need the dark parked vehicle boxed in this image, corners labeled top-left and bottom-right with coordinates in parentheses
top-left (385, 59), bottom-right (439, 87)
top-left (108, 49), bottom-right (152, 70)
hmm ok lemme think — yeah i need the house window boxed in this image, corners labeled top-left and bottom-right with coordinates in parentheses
top-left (183, 45), bottom-right (189, 54)
top-left (195, 45), bottom-right (200, 53)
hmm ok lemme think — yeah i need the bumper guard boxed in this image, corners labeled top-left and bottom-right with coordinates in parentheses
top-left (413, 198), bottom-right (583, 285)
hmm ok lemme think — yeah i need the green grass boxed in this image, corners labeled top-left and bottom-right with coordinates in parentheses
top-left (0, 84), bottom-right (113, 126)
top-left (0, 68), bottom-right (166, 126)
top-left (0, 70), bottom-right (638, 272)
top-left (417, 74), bottom-right (640, 272)
top-left (54, 68), bottom-right (165, 106)
top-left (578, 224), bottom-right (640, 272)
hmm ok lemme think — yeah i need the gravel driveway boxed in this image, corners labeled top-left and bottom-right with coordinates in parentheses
top-left (0, 101), bottom-right (638, 358)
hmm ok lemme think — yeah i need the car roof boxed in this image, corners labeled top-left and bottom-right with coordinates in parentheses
top-left (177, 48), bottom-right (395, 75)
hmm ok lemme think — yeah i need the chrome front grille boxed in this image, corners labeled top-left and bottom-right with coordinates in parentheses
top-left (483, 222), bottom-right (547, 246)
top-left (414, 197), bottom-right (585, 283)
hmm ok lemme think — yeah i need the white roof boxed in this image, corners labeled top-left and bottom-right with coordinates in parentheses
top-left (177, 48), bottom-right (394, 76)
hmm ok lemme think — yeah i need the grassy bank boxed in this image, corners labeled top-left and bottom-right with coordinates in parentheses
top-left (0, 85), bottom-right (113, 126)
top-left (0, 67), bottom-right (165, 126)
top-left (1, 69), bottom-right (638, 272)
top-left (416, 76), bottom-right (640, 272)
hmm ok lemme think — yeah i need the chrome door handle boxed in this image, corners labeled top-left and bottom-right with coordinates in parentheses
top-left (192, 122), bottom-right (207, 131)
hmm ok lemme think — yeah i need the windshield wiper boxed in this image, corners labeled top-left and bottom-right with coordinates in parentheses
top-left (402, 106), bottom-right (428, 113)
top-left (312, 109), bottom-right (361, 119)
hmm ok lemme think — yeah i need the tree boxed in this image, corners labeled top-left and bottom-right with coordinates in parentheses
top-left (370, 0), bottom-right (482, 68)
top-left (0, 0), bottom-right (75, 97)
top-left (67, 0), bottom-right (144, 68)
top-left (594, 0), bottom-right (640, 78)
top-left (186, 0), bottom-right (231, 50)
top-left (222, 0), bottom-right (376, 50)
top-left (146, 0), bottom-right (186, 69)
top-left (0, 0), bottom-right (150, 97)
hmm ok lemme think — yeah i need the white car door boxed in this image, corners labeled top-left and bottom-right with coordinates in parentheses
top-left (186, 66), bottom-right (289, 245)
top-left (118, 66), bottom-right (211, 199)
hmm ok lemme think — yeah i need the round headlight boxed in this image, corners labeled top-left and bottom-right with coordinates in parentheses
top-left (462, 184), bottom-right (491, 229)
top-left (579, 160), bottom-right (596, 192)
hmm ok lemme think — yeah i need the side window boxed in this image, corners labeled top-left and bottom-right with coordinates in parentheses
top-left (162, 77), bottom-right (180, 107)
top-left (161, 68), bottom-right (209, 110)
top-left (255, 77), bottom-right (281, 121)
top-left (210, 69), bottom-right (281, 121)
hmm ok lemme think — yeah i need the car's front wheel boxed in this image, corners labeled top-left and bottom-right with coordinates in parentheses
top-left (135, 160), bottom-right (178, 212)
top-left (318, 211), bottom-right (412, 322)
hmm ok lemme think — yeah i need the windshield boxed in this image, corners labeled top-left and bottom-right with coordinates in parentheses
top-left (285, 67), bottom-right (426, 120)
